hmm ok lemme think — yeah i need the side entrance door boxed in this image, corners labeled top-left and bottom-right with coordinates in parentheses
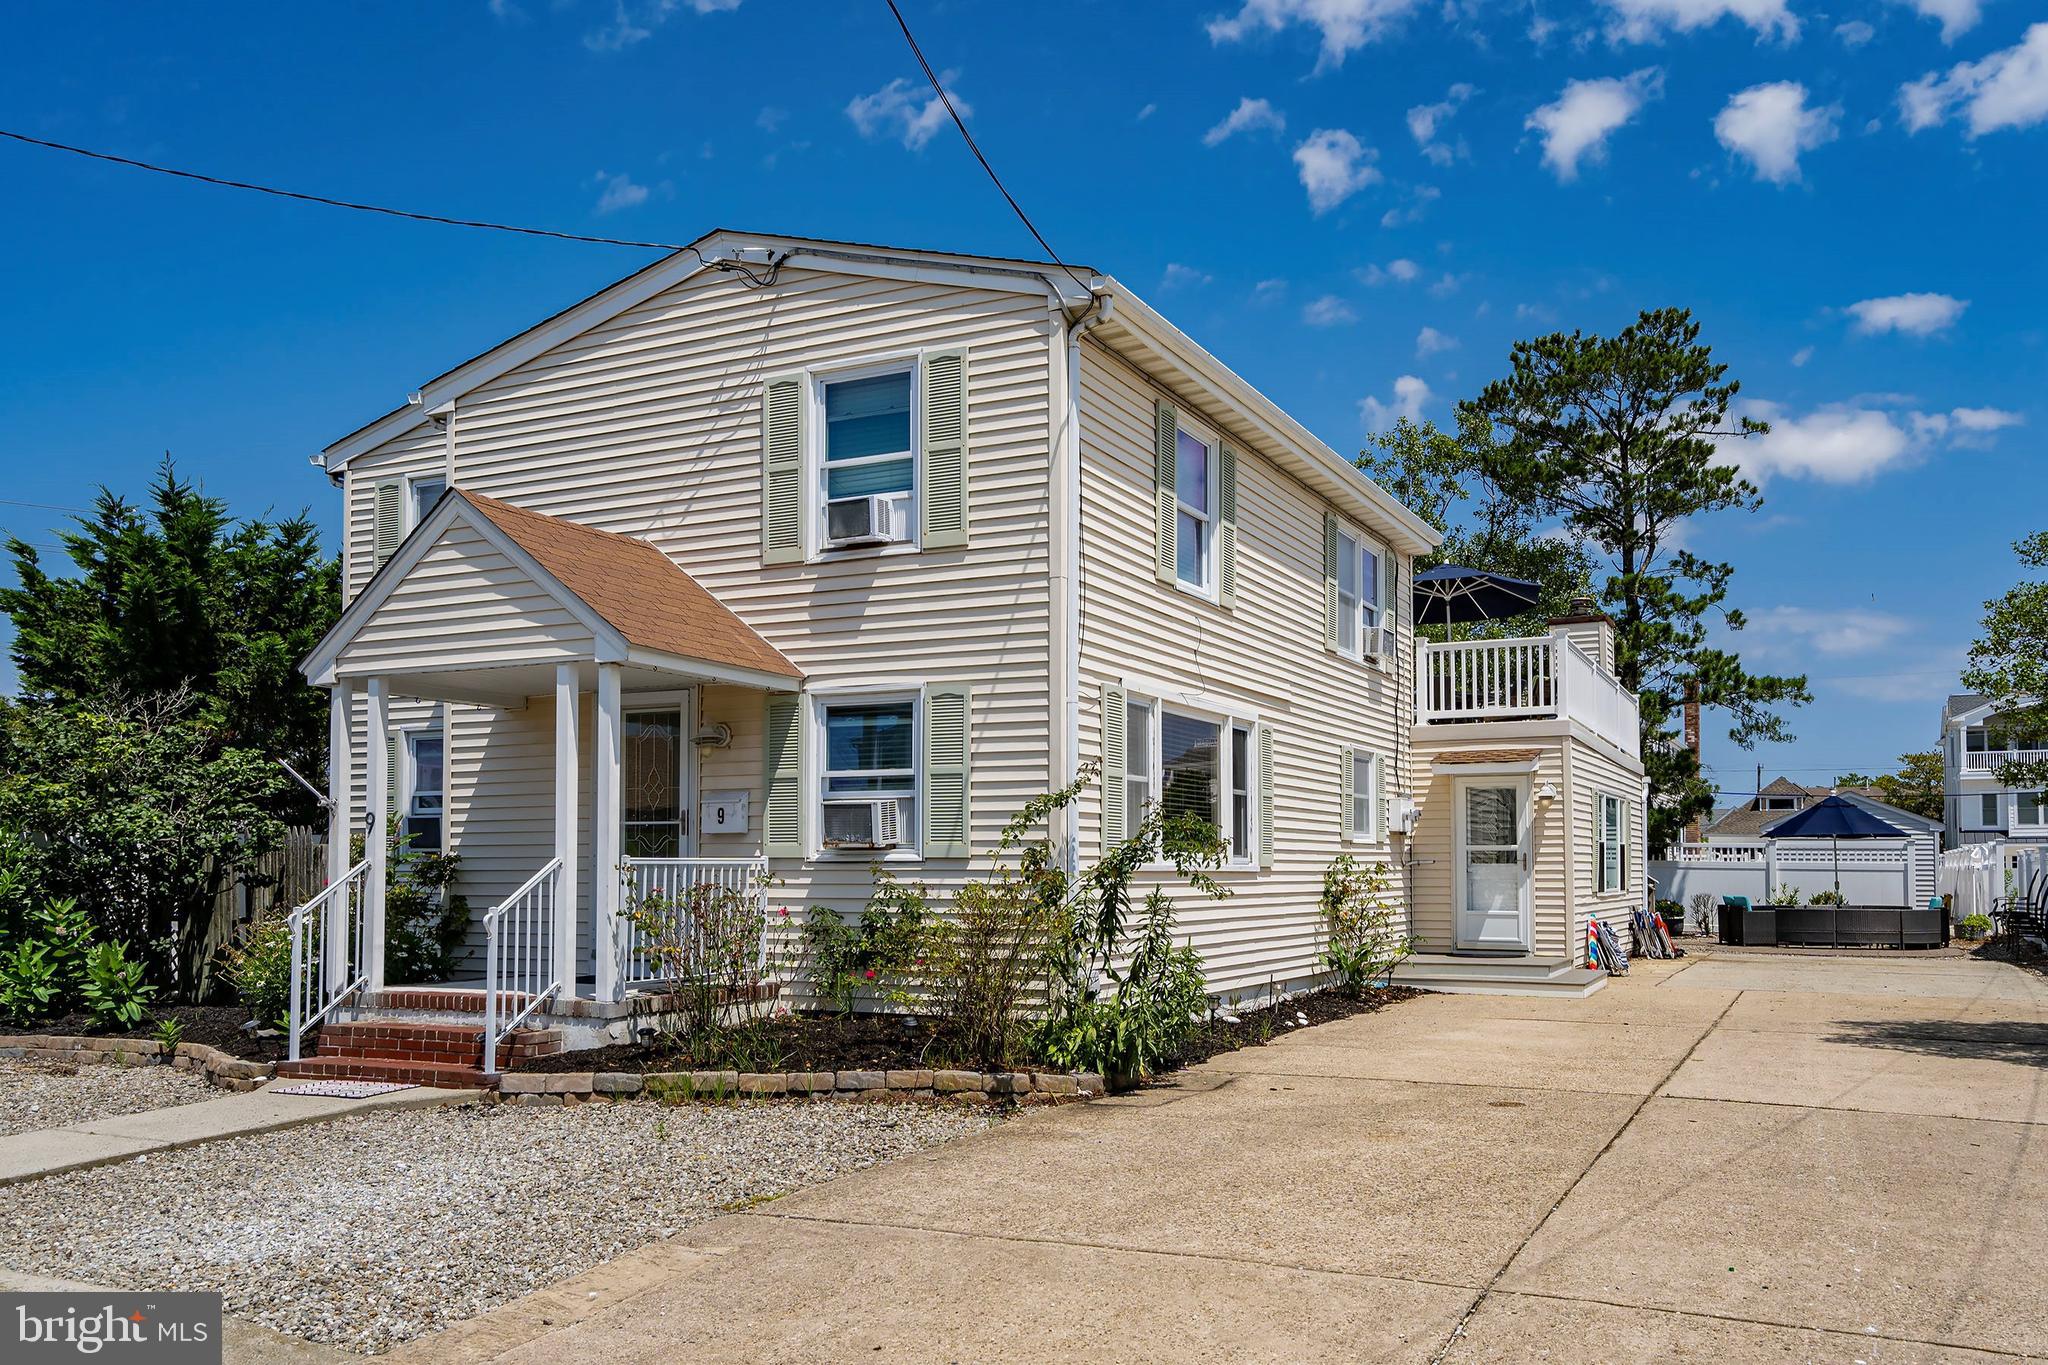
top-left (1456, 778), bottom-right (1530, 951)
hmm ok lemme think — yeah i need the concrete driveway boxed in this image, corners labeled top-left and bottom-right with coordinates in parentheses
top-left (391, 947), bottom-right (2048, 1364)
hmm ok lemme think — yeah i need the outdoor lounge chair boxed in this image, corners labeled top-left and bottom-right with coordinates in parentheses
top-left (1991, 872), bottom-right (2046, 939)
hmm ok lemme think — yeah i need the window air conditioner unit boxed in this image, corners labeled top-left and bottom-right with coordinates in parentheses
top-left (826, 492), bottom-right (911, 547)
top-left (1363, 624), bottom-right (1395, 659)
top-left (823, 798), bottom-right (903, 849)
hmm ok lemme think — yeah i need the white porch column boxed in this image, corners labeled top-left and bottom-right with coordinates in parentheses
top-left (554, 664), bottom-right (581, 999)
top-left (322, 682), bottom-right (353, 995)
top-left (364, 677), bottom-right (390, 993)
top-left (592, 662), bottom-right (623, 1003)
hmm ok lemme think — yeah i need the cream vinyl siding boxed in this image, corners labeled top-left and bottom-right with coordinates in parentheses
top-left (335, 264), bottom-right (1055, 929)
top-left (1075, 342), bottom-right (1415, 999)
top-left (1567, 735), bottom-right (1648, 964)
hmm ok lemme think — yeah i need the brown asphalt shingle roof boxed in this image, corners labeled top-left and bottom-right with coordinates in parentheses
top-left (463, 491), bottom-right (802, 682)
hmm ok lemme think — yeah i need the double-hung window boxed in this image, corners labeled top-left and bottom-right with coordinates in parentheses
top-left (1229, 723), bottom-right (1253, 863)
top-left (2019, 791), bottom-right (2048, 828)
top-left (820, 696), bottom-right (918, 851)
top-left (403, 729), bottom-right (445, 853)
top-left (1161, 710), bottom-right (1222, 832)
top-left (820, 368), bottom-right (916, 549)
top-left (1978, 793), bottom-right (2003, 827)
top-left (1174, 424), bottom-right (1216, 593)
top-left (1597, 793), bottom-right (1627, 893)
top-left (1348, 750), bottom-right (1378, 841)
top-left (1122, 699), bottom-right (1256, 867)
top-left (1335, 525), bottom-right (1385, 661)
top-left (1124, 698), bottom-right (1154, 834)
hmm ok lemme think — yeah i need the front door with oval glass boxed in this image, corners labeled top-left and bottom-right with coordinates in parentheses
top-left (1456, 779), bottom-right (1529, 951)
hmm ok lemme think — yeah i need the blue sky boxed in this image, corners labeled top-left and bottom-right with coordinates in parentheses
top-left (3, 0), bottom-right (2043, 801)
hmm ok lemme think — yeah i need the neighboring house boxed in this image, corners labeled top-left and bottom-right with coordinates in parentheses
top-left (292, 230), bottom-right (1648, 1079)
top-left (1939, 693), bottom-right (2048, 848)
top-left (1656, 777), bottom-right (1940, 910)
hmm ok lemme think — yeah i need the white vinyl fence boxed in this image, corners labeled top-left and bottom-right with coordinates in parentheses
top-left (1652, 837), bottom-right (1929, 911)
top-left (1941, 842), bottom-right (2048, 927)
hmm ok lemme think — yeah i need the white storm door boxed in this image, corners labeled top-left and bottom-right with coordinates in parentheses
top-left (1457, 780), bottom-right (1530, 950)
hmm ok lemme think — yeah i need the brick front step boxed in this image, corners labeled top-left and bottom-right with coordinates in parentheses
top-left (276, 1057), bottom-right (498, 1090)
top-left (305, 1019), bottom-right (563, 1079)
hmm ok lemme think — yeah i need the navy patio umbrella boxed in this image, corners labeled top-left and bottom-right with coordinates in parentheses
top-left (1412, 565), bottom-right (1542, 636)
top-left (1764, 795), bottom-right (1905, 895)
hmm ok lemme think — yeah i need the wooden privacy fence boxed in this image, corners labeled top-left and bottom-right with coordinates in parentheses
top-left (195, 825), bottom-right (327, 987)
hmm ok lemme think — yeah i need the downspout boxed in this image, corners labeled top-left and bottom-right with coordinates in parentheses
top-left (1051, 289), bottom-right (1109, 874)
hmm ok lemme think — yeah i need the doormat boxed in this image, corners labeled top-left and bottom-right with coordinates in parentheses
top-left (272, 1080), bottom-right (418, 1099)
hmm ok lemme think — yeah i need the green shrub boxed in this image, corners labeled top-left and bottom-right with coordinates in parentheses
top-left (82, 941), bottom-right (154, 1031)
top-left (223, 915), bottom-right (294, 1031)
top-left (384, 840), bottom-right (471, 986)
top-left (623, 866), bottom-right (775, 1037)
top-left (1959, 913), bottom-right (1992, 940)
top-left (791, 870), bottom-right (927, 1016)
top-left (29, 897), bottom-right (94, 1005)
top-left (0, 940), bottom-right (61, 1023)
top-left (1320, 855), bottom-right (1410, 995)
top-left (1808, 889), bottom-right (1847, 907)
top-left (1768, 884), bottom-right (1803, 906)
top-left (1036, 889), bottom-right (1208, 1080)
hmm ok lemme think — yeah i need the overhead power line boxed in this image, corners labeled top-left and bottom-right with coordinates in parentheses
top-left (0, 497), bottom-right (91, 515)
top-left (0, 128), bottom-right (690, 252)
top-left (882, 0), bottom-right (1094, 301)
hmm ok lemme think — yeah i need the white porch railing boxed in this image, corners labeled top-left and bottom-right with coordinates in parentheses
top-left (619, 857), bottom-right (772, 989)
top-left (286, 859), bottom-right (371, 1063)
top-left (482, 858), bottom-right (564, 1075)
top-left (1417, 635), bottom-right (1641, 754)
top-left (1964, 748), bottom-right (2048, 772)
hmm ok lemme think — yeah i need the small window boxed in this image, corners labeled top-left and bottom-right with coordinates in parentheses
top-left (403, 730), bottom-right (445, 853)
top-left (1980, 793), bottom-right (2003, 827)
top-left (2019, 791), bottom-right (2047, 827)
top-left (821, 697), bottom-right (918, 849)
top-left (1761, 796), bottom-right (1797, 811)
top-left (1174, 427), bottom-right (1214, 592)
top-left (410, 476), bottom-right (447, 527)
top-left (1124, 698), bottom-right (1154, 836)
top-left (821, 370), bottom-right (916, 548)
top-left (1229, 723), bottom-right (1253, 862)
top-left (1349, 750), bottom-right (1378, 841)
top-left (623, 709), bottom-right (685, 857)
top-left (1160, 710), bottom-right (1222, 833)
top-left (1597, 794), bottom-right (1626, 893)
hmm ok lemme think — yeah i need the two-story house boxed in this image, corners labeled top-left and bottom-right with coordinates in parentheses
top-left (286, 231), bottom-right (1645, 1081)
top-left (1940, 693), bottom-right (2048, 847)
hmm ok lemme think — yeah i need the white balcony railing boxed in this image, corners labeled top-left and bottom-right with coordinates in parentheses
top-left (1964, 749), bottom-right (2048, 772)
top-left (1417, 634), bottom-right (1641, 756)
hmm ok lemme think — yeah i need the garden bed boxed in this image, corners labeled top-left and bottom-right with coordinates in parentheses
top-left (11, 1005), bottom-right (284, 1063)
top-left (1178, 983), bottom-right (1418, 1066)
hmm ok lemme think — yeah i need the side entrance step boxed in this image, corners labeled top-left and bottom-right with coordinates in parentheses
top-left (276, 1019), bottom-right (564, 1090)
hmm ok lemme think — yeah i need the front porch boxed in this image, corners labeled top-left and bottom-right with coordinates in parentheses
top-left (291, 489), bottom-right (803, 1076)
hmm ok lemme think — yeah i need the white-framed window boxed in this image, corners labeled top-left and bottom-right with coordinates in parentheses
top-left (818, 693), bottom-right (919, 854)
top-left (1124, 697), bottom-right (1154, 837)
top-left (817, 363), bottom-right (918, 552)
top-left (1230, 723), bottom-right (1253, 863)
top-left (1760, 795), bottom-right (1797, 811)
top-left (1976, 793), bottom-right (2003, 828)
top-left (1334, 524), bottom-right (1386, 662)
top-left (622, 706), bottom-right (687, 858)
top-left (1160, 708), bottom-right (1223, 834)
top-left (1348, 749), bottom-right (1379, 841)
top-left (1173, 420), bottom-right (1217, 595)
top-left (408, 475), bottom-right (448, 529)
top-left (403, 728), bottom-right (445, 853)
top-left (2018, 791), bottom-right (2048, 828)
top-left (1597, 793), bottom-right (1627, 893)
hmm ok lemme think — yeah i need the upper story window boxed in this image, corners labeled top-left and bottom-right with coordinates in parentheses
top-left (820, 369), bottom-right (916, 550)
top-left (410, 476), bottom-right (447, 528)
top-left (820, 695), bottom-right (918, 853)
top-left (1760, 796), bottom-right (1797, 811)
top-left (403, 729), bottom-right (445, 853)
top-left (1335, 525), bottom-right (1386, 660)
top-left (2018, 791), bottom-right (2047, 827)
top-left (1174, 425), bottom-right (1216, 593)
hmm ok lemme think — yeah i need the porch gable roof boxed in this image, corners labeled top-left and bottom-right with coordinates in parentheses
top-left (302, 490), bottom-right (803, 694)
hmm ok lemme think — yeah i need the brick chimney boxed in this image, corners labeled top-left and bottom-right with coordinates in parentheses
top-left (1548, 594), bottom-right (1617, 676)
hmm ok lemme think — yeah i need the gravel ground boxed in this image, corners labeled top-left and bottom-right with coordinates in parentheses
top-left (0, 1097), bottom-right (996, 1354)
top-left (0, 1057), bottom-right (214, 1137)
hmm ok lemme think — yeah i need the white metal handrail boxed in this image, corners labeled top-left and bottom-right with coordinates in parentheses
top-left (286, 859), bottom-right (371, 1063)
top-left (620, 857), bottom-right (772, 988)
top-left (482, 858), bottom-right (563, 1075)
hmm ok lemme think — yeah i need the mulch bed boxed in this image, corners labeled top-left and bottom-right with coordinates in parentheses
top-left (1971, 936), bottom-right (2048, 977)
top-left (14, 1005), bottom-right (286, 1063)
top-left (513, 984), bottom-right (1420, 1077)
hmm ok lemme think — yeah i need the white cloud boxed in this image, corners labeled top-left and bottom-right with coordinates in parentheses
top-left (1137, 103), bottom-right (1158, 121)
top-left (1356, 258), bottom-right (1422, 286)
top-left (591, 171), bottom-right (650, 215)
top-left (1791, 345), bottom-right (1814, 367)
top-left (1303, 294), bottom-right (1358, 326)
top-left (1206, 0), bottom-right (1428, 71)
top-left (1835, 19), bottom-right (1875, 46)
top-left (1748, 605), bottom-right (1915, 657)
top-left (1161, 262), bottom-right (1213, 289)
top-left (1416, 325), bottom-right (1458, 356)
top-left (1526, 68), bottom-right (1663, 182)
top-left (1950, 406), bottom-right (2025, 432)
top-left (1252, 278), bottom-right (1289, 304)
top-left (1845, 292), bottom-right (1969, 336)
top-left (584, 0), bottom-right (739, 52)
top-left (1714, 82), bottom-right (1840, 184)
top-left (1407, 83), bottom-right (1475, 165)
top-left (1379, 184), bottom-right (1441, 227)
top-left (756, 106), bottom-right (788, 133)
top-left (1428, 271), bottom-right (1467, 297)
top-left (846, 76), bottom-right (965, 151)
top-left (1204, 96), bottom-right (1286, 146)
top-left (1723, 397), bottom-right (2021, 483)
top-left (1895, 0), bottom-right (1983, 44)
top-left (1900, 24), bottom-right (2048, 136)
top-left (1597, 0), bottom-right (1797, 44)
top-left (1359, 375), bottom-right (1432, 431)
top-left (1293, 128), bottom-right (1380, 213)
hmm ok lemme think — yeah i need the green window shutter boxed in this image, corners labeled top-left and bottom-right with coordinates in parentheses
top-left (1101, 682), bottom-right (1128, 849)
top-left (1322, 512), bottom-right (1340, 651)
top-left (1256, 723), bottom-right (1274, 869)
top-left (373, 481), bottom-right (403, 567)
top-left (763, 693), bottom-right (805, 857)
top-left (385, 735), bottom-right (400, 824)
top-left (1339, 744), bottom-right (1355, 841)
top-left (1153, 400), bottom-right (1178, 584)
top-left (761, 373), bottom-right (805, 566)
top-left (922, 683), bottom-right (971, 858)
top-left (1218, 442), bottom-right (1239, 609)
top-left (920, 349), bottom-right (969, 550)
